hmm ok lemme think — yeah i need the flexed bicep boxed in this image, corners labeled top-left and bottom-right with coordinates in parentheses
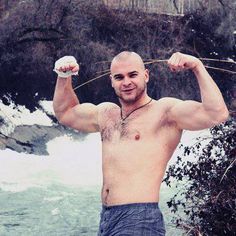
top-left (168, 99), bottom-right (221, 131)
top-left (59, 103), bottom-right (100, 133)
top-left (166, 52), bottom-right (229, 127)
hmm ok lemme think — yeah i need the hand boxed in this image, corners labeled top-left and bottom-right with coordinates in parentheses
top-left (168, 52), bottom-right (202, 72)
top-left (54, 56), bottom-right (79, 78)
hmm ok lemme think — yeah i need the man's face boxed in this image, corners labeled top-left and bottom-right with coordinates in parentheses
top-left (110, 58), bottom-right (149, 104)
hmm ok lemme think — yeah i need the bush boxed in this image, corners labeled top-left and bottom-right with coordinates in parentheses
top-left (164, 117), bottom-right (236, 235)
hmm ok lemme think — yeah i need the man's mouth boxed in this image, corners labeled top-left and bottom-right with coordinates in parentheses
top-left (122, 88), bottom-right (135, 93)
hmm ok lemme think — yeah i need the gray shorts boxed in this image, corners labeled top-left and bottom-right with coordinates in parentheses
top-left (98, 202), bottom-right (166, 236)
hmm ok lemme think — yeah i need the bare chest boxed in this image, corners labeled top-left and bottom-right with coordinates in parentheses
top-left (100, 109), bottom-right (164, 143)
top-left (101, 120), bottom-right (143, 142)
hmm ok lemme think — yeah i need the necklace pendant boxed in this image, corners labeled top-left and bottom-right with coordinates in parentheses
top-left (121, 119), bottom-right (126, 125)
top-left (120, 98), bottom-right (153, 125)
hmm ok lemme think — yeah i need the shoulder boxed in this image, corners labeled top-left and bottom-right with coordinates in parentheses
top-left (152, 97), bottom-right (184, 127)
top-left (96, 102), bottom-right (120, 130)
top-left (97, 102), bottom-right (120, 120)
top-left (97, 102), bottom-right (120, 113)
top-left (156, 97), bottom-right (183, 111)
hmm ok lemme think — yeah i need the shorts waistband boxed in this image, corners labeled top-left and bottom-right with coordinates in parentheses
top-left (102, 202), bottom-right (159, 211)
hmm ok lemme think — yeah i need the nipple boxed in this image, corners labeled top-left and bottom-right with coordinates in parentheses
top-left (135, 134), bottom-right (140, 140)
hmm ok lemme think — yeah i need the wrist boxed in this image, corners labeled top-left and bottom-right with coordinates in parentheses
top-left (58, 75), bottom-right (71, 80)
top-left (55, 70), bottom-right (78, 78)
top-left (192, 60), bottom-right (205, 74)
top-left (57, 76), bottom-right (72, 85)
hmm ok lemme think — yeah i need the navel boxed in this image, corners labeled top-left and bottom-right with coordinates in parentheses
top-left (104, 189), bottom-right (109, 204)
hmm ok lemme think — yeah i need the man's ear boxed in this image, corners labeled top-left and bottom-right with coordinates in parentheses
top-left (110, 74), bottom-right (114, 88)
top-left (144, 69), bottom-right (149, 83)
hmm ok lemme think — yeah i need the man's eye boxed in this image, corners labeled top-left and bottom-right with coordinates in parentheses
top-left (114, 76), bottom-right (123, 81)
top-left (130, 74), bottom-right (137, 78)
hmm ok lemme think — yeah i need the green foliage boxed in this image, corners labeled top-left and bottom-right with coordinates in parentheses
top-left (164, 118), bottom-right (236, 235)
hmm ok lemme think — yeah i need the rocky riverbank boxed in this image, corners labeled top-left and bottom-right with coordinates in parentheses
top-left (0, 124), bottom-right (85, 155)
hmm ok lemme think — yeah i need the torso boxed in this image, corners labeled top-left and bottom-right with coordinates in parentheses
top-left (98, 99), bottom-right (182, 206)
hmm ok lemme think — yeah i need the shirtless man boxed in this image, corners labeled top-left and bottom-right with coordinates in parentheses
top-left (53, 51), bottom-right (229, 235)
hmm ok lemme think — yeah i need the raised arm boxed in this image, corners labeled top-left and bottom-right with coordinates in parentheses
top-left (53, 56), bottom-right (99, 133)
top-left (165, 52), bottom-right (229, 131)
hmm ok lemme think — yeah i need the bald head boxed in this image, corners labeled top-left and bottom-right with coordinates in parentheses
top-left (110, 51), bottom-right (145, 71)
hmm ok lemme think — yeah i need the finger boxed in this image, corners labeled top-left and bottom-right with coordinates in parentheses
top-left (168, 53), bottom-right (180, 68)
top-left (71, 65), bottom-right (79, 72)
top-left (178, 57), bottom-right (185, 67)
top-left (173, 54), bottom-right (181, 66)
top-left (61, 65), bottom-right (68, 72)
top-left (58, 66), bottom-right (65, 72)
top-left (171, 53), bottom-right (187, 71)
top-left (59, 64), bottom-right (73, 72)
top-left (167, 53), bottom-right (176, 66)
top-left (177, 57), bottom-right (186, 69)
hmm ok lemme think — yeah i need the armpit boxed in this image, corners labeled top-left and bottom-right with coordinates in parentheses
top-left (97, 103), bottom-right (120, 139)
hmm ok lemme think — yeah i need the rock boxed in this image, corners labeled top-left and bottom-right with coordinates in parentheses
top-left (0, 124), bottom-right (86, 155)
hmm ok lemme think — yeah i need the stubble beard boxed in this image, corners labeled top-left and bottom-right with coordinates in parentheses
top-left (116, 84), bottom-right (146, 105)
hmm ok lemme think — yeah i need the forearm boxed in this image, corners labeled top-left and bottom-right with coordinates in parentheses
top-left (53, 76), bottom-right (79, 121)
top-left (193, 61), bottom-right (229, 119)
top-left (168, 52), bottom-right (229, 129)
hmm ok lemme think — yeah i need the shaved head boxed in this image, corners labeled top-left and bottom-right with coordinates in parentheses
top-left (109, 51), bottom-right (149, 104)
top-left (110, 51), bottom-right (145, 71)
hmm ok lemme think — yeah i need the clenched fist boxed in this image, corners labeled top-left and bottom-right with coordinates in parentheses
top-left (54, 56), bottom-right (79, 78)
top-left (168, 52), bottom-right (202, 72)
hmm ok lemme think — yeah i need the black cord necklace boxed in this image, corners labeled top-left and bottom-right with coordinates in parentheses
top-left (120, 98), bottom-right (153, 124)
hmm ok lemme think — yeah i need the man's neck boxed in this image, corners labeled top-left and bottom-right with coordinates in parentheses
top-left (120, 95), bottom-right (151, 115)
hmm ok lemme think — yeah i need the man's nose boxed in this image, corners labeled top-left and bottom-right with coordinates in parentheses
top-left (123, 76), bottom-right (131, 86)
